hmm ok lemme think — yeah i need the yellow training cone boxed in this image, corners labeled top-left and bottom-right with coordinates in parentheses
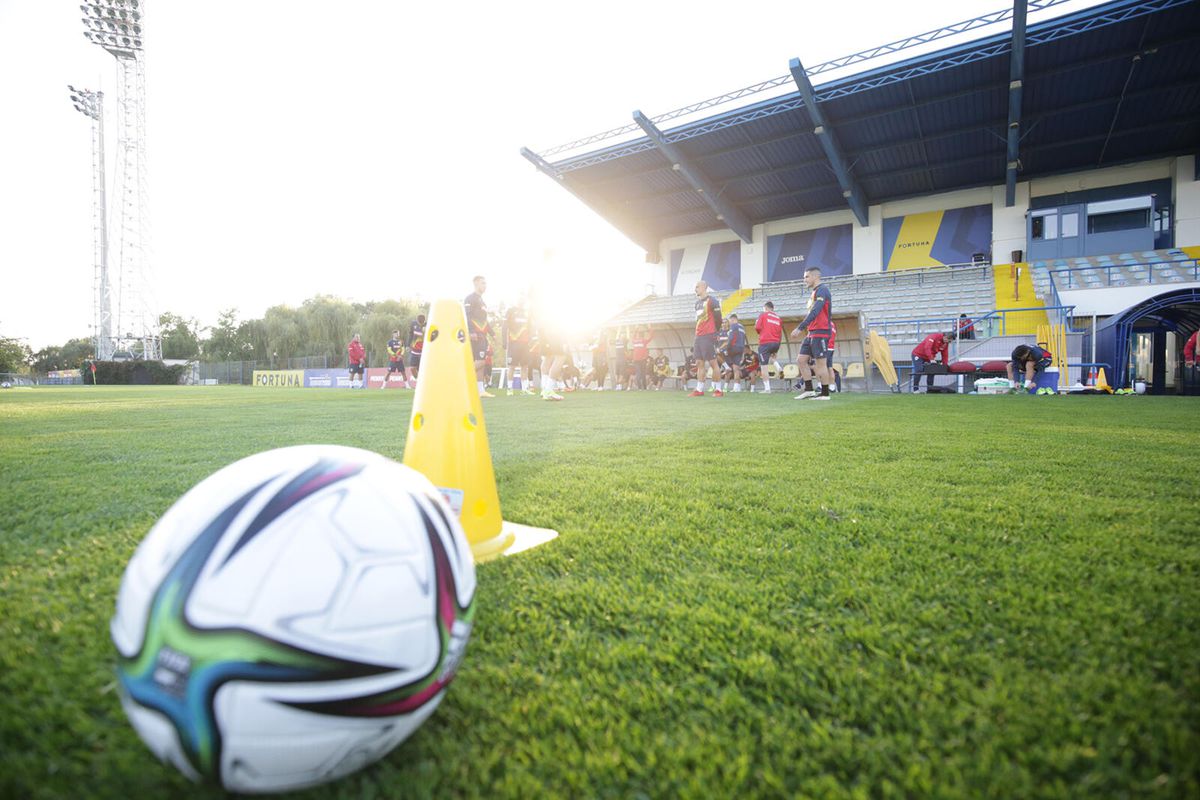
top-left (402, 299), bottom-right (557, 563)
top-left (1095, 367), bottom-right (1113, 394)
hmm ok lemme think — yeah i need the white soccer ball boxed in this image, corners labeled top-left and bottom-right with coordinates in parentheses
top-left (111, 445), bottom-right (476, 794)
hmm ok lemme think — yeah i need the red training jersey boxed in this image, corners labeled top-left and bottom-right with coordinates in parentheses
top-left (347, 339), bottom-right (365, 365)
top-left (631, 325), bottom-right (653, 360)
top-left (695, 295), bottom-right (720, 336)
top-left (912, 333), bottom-right (949, 364)
top-left (1185, 331), bottom-right (1198, 362)
top-left (755, 311), bottom-right (782, 344)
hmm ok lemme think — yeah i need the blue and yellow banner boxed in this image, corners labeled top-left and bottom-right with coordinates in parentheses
top-left (882, 204), bottom-right (991, 270)
top-left (251, 370), bottom-right (305, 388)
top-left (766, 225), bottom-right (853, 282)
top-left (670, 241), bottom-right (741, 294)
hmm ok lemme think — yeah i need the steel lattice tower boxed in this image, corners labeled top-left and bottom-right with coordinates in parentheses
top-left (80, 0), bottom-right (159, 360)
top-left (68, 86), bottom-right (114, 362)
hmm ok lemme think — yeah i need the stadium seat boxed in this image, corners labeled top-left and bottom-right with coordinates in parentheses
top-left (845, 362), bottom-right (865, 379)
top-left (782, 364), bottom-right (799, 380)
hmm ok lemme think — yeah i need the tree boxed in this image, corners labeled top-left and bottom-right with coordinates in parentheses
top-left (299, 295), bottom-right (360, 366)
top-left (158, 312), bottom-right (202, 360)
top-left (202, 308), bottom-right (245, 362)
top-left (261, 305), bottom-right (305, 366)
top-left (31, 337), bottom-right (92, 373)
top-left (361, 299), bottom-right (419, 367)
top-left (0, 336), bottom-right (32, 374)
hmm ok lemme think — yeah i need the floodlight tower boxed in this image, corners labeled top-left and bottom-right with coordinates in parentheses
top-left (68, 85), bottom-right (114, 362)
top-left (80, 0), bottom-right (159, 360)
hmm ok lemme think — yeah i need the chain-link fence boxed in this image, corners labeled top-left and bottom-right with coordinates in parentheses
top-left (196, 361), bottom-right (254, 385)
top-left (196, 356), bottom-right (330, 385)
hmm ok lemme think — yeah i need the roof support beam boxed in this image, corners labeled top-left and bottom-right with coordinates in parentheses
top-left (632, 110), bottom-right (754, 244)
top-left (788, 58), bottom-right (869, 227)
top-left (1005, 0), bottom-right (1028, 207)
top-left (520, 147), bottom-right (661, 260)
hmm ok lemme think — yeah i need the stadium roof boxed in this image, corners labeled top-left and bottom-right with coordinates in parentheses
top-left (522, 0), bottom-right (1200, 258)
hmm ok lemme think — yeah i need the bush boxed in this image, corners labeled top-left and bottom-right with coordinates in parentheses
top-left (91, 360), bottom-right (186, 385)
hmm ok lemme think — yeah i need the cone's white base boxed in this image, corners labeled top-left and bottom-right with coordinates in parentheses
top-left (500, 521), bottom-right (558, 557)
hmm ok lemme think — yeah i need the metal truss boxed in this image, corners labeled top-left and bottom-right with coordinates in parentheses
top-left (69, 86), bottom-right (115, 361)
top-left (788, 59), bottom-right (869, 226)
top-left (633, 111), bottom-right (754, 242)
top-left (536, 0), bottom-right (1074, 160)
top-left (538, 0), bottom-right (1192, 175)
top-left (82, 1), bottom-right (159, 360)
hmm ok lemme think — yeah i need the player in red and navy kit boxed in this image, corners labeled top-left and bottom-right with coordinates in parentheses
top-left (790, 267), bottom-right (834, 400)
top-left (690, 280), bottom-right (723, 397)
top-left (405, 314), bottom-right (426, 389)
top-left (346, 334), bottom-right (365, 389)
top-left (1008, 343), bottom-right (1053, 391)
top-left (754, 301), bottom-right (783, 393)
top-left (821, 321), bottom-right (841, 393)
top-left (740, 349), bottom-right (761, 389)
top-left (383, 329), bottom-right (405, 389)
top-left (911, 331), bottom-right (951, 393)
top-left (504, 302), bottom-right (535, 396)
top-left (725, 314), bottom-right (747, 391)
top-left (534, 313), bottom-right (566, 401)
top-left (464, 275), bottom-right (493, 397)
top-left (630, 325), bottom-right (654, 390)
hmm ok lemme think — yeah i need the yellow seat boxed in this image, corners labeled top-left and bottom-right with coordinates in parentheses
top-left (846, 362), bottom-right (865, 379)
top-left (782, 364), bottom-right (800, 380)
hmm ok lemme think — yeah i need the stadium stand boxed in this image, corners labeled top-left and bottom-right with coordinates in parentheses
top-left (1028, 248), bottom-right (1200, 298)
top-left (608, 263), bottom-right (993, 352)
top-left (531, 0), bottom-right (1200, 393)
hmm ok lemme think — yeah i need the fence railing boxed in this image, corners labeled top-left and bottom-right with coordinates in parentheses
top-left (1045, 259), bottom-right (1200, 290)
top-left (967, 305), bottom-right (1078, 335)
top-left (764, 262), bottom-right (990, 292)
top-left (869, 305), bottom-right (1073, 341)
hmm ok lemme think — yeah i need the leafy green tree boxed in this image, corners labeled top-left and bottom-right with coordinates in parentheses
top-left (0, 336), bottom-right (32, 374)
top-left (159, 312), bottom-right (202, 360)
top-left (361, 299), bottom-right (420, 367)
top-left (299, 295), bottom-right (360, 366)
top-left (261, 305), bottom-right (306, 366)
top-left (202, 308), bottom-right (246, 362)
top-left (31, 337), bottom-right (92, 373)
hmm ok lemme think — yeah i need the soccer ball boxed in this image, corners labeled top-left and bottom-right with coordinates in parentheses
top-left (110, 445), bottom-right (476, 794)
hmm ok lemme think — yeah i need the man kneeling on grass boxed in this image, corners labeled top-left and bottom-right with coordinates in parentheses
top-left (1007, 343), bottom-right (1053, 392)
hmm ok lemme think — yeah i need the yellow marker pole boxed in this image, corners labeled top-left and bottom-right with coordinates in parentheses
top-left (402, 299), bottom-right (557, 563)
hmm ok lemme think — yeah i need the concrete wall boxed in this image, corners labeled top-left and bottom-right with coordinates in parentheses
top-left (653, 156), bottom-right (1198, 291)
top-left (1174, 155), bottom-right (1200, 248)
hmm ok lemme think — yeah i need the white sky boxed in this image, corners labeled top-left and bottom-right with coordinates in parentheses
top-left (0, 0), bottom-right (1106, 349)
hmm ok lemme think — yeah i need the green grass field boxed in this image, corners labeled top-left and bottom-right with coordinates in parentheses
top-left (1, 386), bottom-right (1198, 799)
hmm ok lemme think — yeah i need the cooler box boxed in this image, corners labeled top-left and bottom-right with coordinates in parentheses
top-left (1030, 367), bottom-right (1059, 394)
top-left (976, 378), bottom-right (1012, 395)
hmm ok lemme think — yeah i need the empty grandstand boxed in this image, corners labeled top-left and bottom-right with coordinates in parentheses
top-left (525, 0), bottom-right (1200, 394)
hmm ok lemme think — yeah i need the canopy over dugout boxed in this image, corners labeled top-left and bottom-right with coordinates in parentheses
top-left (522, 0), bottom-right (1200, 261)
